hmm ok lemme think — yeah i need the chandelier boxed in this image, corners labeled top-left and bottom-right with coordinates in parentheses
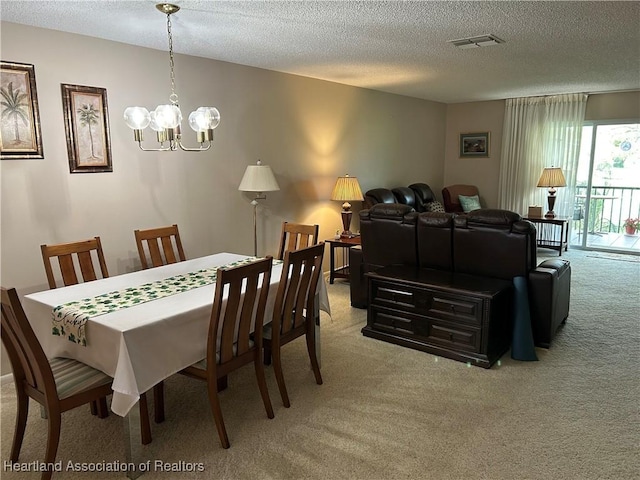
top-left (123, 3), bottom-right (220, 152)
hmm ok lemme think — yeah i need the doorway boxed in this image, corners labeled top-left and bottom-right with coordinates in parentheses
top-left (571, 121), bottom-right (640, 254)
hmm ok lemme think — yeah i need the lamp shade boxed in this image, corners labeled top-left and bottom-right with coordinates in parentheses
top-left (331, 175), bottom-right (364, 202)
top-left (537, 167), bottom-right (566, 188)
top-left (238, 160), bottom-right (280, 192)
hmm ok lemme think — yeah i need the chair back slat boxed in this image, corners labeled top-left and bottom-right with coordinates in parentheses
top-left (77, 250), bottom-right (98, 282)
top-left (148, 239), bottom-right (165, 267)
top-left (277, 222), bottom-right (319, 260)
top-left (41, 237), bottom-right (108, 289)
top-left (161, 236), bottom-right (178, 264)
top-left (209, 258), bottom-right (272, 369)
top-left (237, 274), bottom-right (259, 354)
top-left (58, 254), bottom-right (79, 286)
top-left (272, 243), bottom-right (325, 336)
top-left (135, 224), bottom-right (186, 269)
top-left (1, 288), bottom-right (56, 399)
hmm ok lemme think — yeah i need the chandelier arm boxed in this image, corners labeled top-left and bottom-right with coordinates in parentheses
top-left (137, 143), bottom-right (174, 152)
top-left (176, 140), bottom-right (212, 152)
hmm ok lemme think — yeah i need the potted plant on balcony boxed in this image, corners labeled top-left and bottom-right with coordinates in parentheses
top-left (623, 218), bottom-right (640, 235)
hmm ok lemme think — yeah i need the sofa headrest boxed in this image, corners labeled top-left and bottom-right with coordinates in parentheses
top-left (409, 183), bottom-right (436, 205)
top-left (417, 212), bottom-right (455, 227)
top-left (391, 187), bottom-right (416, 206)
top-left (361, 203), bottom-right (415, 221)
top-left (365, 188), bottom-right (396, 204)
top-left (455, 209), bottom-right (522, 228)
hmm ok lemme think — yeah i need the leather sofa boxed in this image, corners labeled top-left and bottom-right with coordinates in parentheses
top-left (350, 204), bottom-right (571, 348)
top-left (364, 183), bottom-right (437, 211)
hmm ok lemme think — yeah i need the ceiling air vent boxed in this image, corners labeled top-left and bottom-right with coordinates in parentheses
top-left (449, 34), bottom-right (504, 49)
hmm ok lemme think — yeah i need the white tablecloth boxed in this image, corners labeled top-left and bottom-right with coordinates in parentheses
top-left (23, 253), bottom-right (330, 416)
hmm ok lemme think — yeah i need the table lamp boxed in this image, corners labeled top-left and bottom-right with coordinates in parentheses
top-left (331, 174), bottom-right (364, 238)
top-left (537, 167), bottom-right (566, 218)
top-left (239, 160), bottom-right (280, 256)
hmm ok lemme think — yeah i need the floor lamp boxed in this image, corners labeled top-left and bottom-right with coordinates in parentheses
top-left (238, 160), bottom-right (280, 256)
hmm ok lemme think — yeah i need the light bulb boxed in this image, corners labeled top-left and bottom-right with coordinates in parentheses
top-left (124, 107), bottom-right (150, 130)
top-left (154, 104), bottom-right (182, 129)
top-left (188, 107), bottom-right (220, 131)
top-left (148, 111), bottom-right (164, 132)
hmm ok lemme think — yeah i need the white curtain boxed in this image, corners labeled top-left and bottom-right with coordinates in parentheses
top-left (498, 93), bottom-right (588, 218)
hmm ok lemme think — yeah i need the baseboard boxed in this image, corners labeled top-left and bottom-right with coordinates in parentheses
top-left (1, 373), bottom-right (13, 386)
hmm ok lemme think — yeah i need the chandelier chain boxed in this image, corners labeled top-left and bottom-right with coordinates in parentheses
top-left (166, 11), bottom-right (179, 105)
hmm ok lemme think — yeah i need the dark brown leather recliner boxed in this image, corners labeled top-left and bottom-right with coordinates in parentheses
top-left (350, 207), bottom-right (571, 348)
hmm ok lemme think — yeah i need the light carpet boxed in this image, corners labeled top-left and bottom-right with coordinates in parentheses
top-left (1, 249), bottom-right (639, 479)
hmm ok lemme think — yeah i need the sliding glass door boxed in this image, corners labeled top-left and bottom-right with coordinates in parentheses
top-left (572, 121), bottom-right (640, 254)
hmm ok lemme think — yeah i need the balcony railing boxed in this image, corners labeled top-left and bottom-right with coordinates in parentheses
top-left (573, 185), bottom-right (640, 234)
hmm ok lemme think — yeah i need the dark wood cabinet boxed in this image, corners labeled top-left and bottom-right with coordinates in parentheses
top-left (362, 266), bottom-right (512, 368)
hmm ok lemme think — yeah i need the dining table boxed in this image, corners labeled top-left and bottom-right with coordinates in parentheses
top-left (22, 252), bottom-right (331, 478)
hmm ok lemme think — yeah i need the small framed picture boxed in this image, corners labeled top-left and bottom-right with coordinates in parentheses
top-left (0, 61), bottom-right (44, 159)
top-left (61, 83), bottom-right (112, 173)
top-left (459, 132), bottom-right (490, 158)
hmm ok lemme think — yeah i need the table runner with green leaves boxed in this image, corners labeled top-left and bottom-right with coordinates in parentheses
top-left (52, 256), bottom-right (279, 346)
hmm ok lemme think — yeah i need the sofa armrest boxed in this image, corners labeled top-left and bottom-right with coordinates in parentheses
top-left (349, 246), bottom-right (367, 308)
top-left (528, 258), bottom-right (571, 348)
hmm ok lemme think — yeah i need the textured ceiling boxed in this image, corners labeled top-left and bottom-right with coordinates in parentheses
top-left (1, 1), bottom-right (639, 103)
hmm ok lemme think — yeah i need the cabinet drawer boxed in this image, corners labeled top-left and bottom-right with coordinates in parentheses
top-left (428, 295), bottom-right (482, 325)
top-left (416, 321), bottom-right (481, 353)
top-left (371, 281), bottom-right (483, 326)
top-left (369, 307), bottom-right (416, 337)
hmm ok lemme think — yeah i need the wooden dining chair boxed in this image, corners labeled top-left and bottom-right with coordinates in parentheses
top-left (133, 224), bottom-right (186, 424)
top-left (40, 237), bottom-right (156, 443)
top-left (263, 242), bottom-right (325, 408)
top-left (41, 237), bottom-right (109, 289)
top-left (179, 257), bottom-right (274, 449)
top-left (134, 224), bottom-right (186, 269)
top-left (276, 221), bottom-right (319, 260)
top-left (40, 237), bottom-right (111, 419)
top-left (1, 287), bottom-right (114, 480)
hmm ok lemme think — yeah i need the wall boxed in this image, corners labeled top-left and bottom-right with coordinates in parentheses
top-left (443, 100), bottom-right (505, 208)
top-left (0, 23), bottom-right (446, 374)
top-left (0, 22), bottom-right (447, 290)
top-left (443, 91), bottom-right (640, 209)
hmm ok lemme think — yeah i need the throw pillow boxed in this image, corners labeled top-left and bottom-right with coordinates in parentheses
top-left (458, 194), bottom-right (482, 213)
top-left (425, 201), bottom-right (445, 213)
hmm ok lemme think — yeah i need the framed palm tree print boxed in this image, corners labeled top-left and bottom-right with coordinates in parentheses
top-left (61, 83), bottom-right (112, 173)
top-left (0, 61), bottom-right (44, 159)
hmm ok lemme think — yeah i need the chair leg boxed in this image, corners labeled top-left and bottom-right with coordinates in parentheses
top-left (306, 331), bottom-right (323, 385)
top-left (254, 355), bottom-right (275, 417)
top-left (139, 393), bottom-right (152, 445)
top-left (96, 397), bottom-right (109, 418)
top-left (271, 346), bottom-right (290, 408)
top-left (207, 379), bottom-right (230, 449)
top-left (10, 388), bottom-right (29, 462)
top-left (263, 341), bottom-right (272, 366)
top-left (153, 382), bottom-right (165, 423)
top-left (217, 375), bottom-right (228, 392)
top-left (43, 411), bottom-right (62, 480)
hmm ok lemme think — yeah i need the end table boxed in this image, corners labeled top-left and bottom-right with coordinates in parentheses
top-left (326, 236), bottom-right (361, 284)
top-left (524, 216), bottom-right (569, 256)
